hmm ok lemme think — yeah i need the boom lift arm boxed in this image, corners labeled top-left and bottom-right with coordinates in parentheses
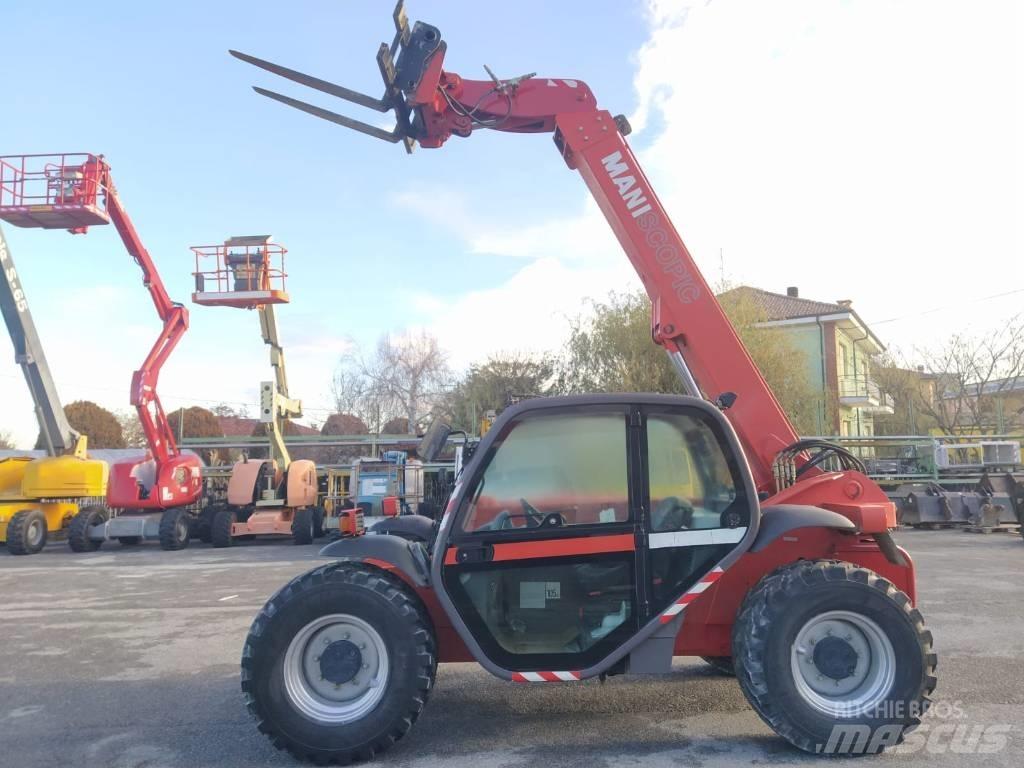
top-left (258, 302), bottom-right (302, 468)
top-left (230, 7), bottom-right (799, 494)
top-left (83, 158), bottom-right (188, 470)
top-left (0, 224), bottom-right (85, 457)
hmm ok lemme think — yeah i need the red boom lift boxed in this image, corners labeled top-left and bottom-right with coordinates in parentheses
top-left (0, 154), bottom-right (203, 550)
top-left (230, 4), bottom-right (936, 761)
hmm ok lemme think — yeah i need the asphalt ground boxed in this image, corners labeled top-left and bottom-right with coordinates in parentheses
top-left (1, 529), bottom-right (1021, 768)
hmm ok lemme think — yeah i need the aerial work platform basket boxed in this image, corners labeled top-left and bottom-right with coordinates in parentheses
top-left (191, 235), bottom-right (289, 308)
top-left (0, 153), bottom-right (111, 231)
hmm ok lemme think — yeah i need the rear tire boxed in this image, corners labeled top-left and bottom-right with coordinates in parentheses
top-left (6, 509), bottom-right (48, 555)
top-left (211, 507), bottom-right (236, 548)
top-left (292, 507), bottom-right (316, 545)
top-left (241, 563), bottom-right (436, 764)
top-left (158, 507), bottom-right (191, 551)
top-left (733, 560), bottom-right (936, 755)
top-left (68, 505), bottom-right (108, 553)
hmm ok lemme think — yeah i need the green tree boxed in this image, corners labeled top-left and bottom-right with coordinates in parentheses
top-left (448, 353), bottom-right (557, 432)
top-left (167, 406), bottom-right (225, 464)
top-left (382, 417), bottom-right (411, 434)
top-left (558, 289), bottom-right (823, 434)
top-left (318, 412), bottom-right (371, 465)
top-left (557, 291), bottom-right (680, 394)
top-left (321, 413), bottom-right (369, 436)
top-left (37, 401), bottom-right (125, 449)
top-left (168, 406), bottom-right (224, 440)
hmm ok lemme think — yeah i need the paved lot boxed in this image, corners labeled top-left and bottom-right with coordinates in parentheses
top-left (1, 529), bottom-right (1021, 768)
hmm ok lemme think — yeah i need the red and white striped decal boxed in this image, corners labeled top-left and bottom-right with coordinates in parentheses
top-left (659, 566), bottom-right (725, 624)
top-left (511, 670), bottom-right (581, 683)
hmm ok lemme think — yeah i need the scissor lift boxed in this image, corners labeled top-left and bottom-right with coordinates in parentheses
top-left (190, 237), bottom-right (320, 546)
top-left (0, 153), bottom-right (203, 551)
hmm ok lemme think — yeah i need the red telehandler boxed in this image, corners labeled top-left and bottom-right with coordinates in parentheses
top-left (230, 4), bottom-right (936, 761)
top-left (0, 154), bottom-right (203, 550)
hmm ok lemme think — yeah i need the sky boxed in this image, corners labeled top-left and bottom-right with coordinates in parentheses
top-left (0, 0), bottom-right (1020, 447)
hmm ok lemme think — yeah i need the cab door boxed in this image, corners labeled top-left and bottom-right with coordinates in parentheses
top-left (439, 405), bottom-right (640, 675)
top-left (640, 405), bottom-right (753, 622)
top-left (434, 398), bottom-right (757, 679)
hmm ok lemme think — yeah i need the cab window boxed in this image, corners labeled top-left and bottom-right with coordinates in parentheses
top-left (461, 412), bottom-right (629, 533)
top-left (646, 412), bottom-right (746, 532)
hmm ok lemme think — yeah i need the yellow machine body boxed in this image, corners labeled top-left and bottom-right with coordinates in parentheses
top-left (0, 450), bottom-right (108, 544)
top-left (22, 453), bottom-right (108, 498)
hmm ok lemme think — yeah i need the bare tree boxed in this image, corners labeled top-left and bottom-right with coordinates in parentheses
top-left (116, 410), bottom-right (147, 449)
top-left (211, 402), bottom-right (249, 419)
top-left (0, 430), bottom-right (16, 450)
top-left (879, 316), bottom-right (1024, 434)
top-left (330, 331), bottom-right (454, 433)
top-left (367, 331), bottom-right (453, 429)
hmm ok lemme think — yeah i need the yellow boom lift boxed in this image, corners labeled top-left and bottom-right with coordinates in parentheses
top-left (191, 236), bottom-right (321, 546)
top-left (0, 223), bottom-right (107, 554)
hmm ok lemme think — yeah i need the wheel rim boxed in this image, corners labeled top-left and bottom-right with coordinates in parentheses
top-left (176, 516), bottom-right (189, 543)
top-left (283, 613), bottom-right (389, 724)
top-left (791, 610), bottom-right (896, 718)
top-left (26, 518), bottom-right (43, 548)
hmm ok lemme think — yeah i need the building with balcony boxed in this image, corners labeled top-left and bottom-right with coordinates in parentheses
top-left (718, 285), bottom-right (894, 437)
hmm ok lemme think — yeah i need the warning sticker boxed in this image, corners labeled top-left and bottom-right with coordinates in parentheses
top-left (520, 581), bottom-right (561, 609)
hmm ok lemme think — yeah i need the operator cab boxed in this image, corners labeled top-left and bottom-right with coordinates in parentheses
top-left (428, 393), bottom-right (758, 677)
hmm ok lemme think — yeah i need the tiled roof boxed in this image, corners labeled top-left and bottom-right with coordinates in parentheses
top-left (718, 286), bottom-right (846, 321)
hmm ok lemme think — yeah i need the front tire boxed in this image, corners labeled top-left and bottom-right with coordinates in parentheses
top-left (6, 509), bottom-right (48, 555)
top-left (158, 507), bottom-right (191, 551)
top-left (242, 563), bottom-right (436, 764)
top-left (733, 560), bottom-right (936, 755)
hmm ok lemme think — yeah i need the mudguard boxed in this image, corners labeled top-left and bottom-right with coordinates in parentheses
top-left (371, 514), bottom-right (434, 541)
top-left (751, 504), bottom-right (857, 551)
top-left (319, 533), bottom-right (431, 586)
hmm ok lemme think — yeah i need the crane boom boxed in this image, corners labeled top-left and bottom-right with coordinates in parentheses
top-left (230, 8), bottom-right (800, 491)
top-left (0, 223), bottom-right (83, 457)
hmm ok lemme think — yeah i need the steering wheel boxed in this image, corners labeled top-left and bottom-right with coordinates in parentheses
top-left (652, 496), bottom-right (695, 531)
top-left (519, 498), bottom-right (545, 527)
top-left (539, 512), bottom-right (566, 528)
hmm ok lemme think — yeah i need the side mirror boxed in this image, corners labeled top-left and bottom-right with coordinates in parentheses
top-left (418, 420), bottom-right (452, 462)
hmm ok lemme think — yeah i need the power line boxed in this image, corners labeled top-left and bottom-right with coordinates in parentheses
top-left (870, 287), bottom-right (1024, 326)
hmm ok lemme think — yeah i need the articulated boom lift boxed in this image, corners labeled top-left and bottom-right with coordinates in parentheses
top-left (0, 154), bottom-right (203, 551)
top-left (0, 223), bottom-right (108, 554)
top-left (230, 4), bottom-right (935, 762)
top-left (191, 236), bottom-right (319, 546)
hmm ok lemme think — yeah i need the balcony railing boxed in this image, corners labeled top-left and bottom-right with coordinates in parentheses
top-left (838, 375), bottom-right (895, 412)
